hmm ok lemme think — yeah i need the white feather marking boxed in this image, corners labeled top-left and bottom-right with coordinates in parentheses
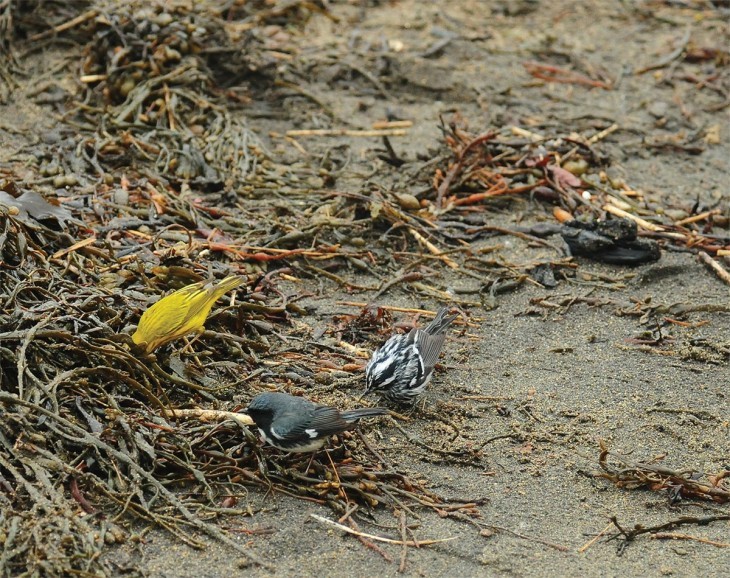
top-left (258, 428), bottom-right (276, 445)
top-left (259, 428), bottom-right (326, 453)
top-left (377, 374), bottom-right (397, 387)
top-left (371, 360), bottom-right (394, 379)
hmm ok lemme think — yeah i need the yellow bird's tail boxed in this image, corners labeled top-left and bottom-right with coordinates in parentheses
top-left (184, 275), bottom-right (245, 319)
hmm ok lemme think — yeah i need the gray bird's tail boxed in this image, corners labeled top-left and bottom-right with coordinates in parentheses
top-left (425, 306), bottom-right (458, 335)
top-left (341, 407), bottom-right (389, 423)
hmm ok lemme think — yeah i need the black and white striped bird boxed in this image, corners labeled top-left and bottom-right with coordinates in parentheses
top-left (364, 306), bottom-right (457, 405)
top-left (244, 392), bottom-right (388, 453)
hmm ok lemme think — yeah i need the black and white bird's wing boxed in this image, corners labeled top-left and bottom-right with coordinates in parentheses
top-left (365, 333), bottom-right (410, 388)
top-left (414, 328), bottom-right (447, 371)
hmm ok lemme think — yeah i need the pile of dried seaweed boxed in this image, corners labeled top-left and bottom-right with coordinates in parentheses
top-left (426, 117), bottom-right (729, 253)
top-left (0, 3), bottom-right (486, 576)
top-left (0, 203), bottom-right (481, 574)
top-left (67, 2), bottom-right (274, 185)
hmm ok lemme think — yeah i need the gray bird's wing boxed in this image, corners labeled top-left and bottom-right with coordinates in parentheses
top-left (271, 406), bottom-right (348, 441)
top-left (414, 329), bottom-right (447, 370)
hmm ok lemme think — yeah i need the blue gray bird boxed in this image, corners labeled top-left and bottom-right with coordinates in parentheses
top-left (244, 392), bottom-right (388, 453)
top-left (364, 306), bottom-right (457, 405)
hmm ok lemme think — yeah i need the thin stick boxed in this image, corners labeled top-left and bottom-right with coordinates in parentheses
top-left (346, 517), bottom-right (393, 562)
top-left (285, 128), bottom-right (408, 137)
top-left (635, 28), bottom-right (691, 75)
top-left (650, 533), bottom-right (730, 547)
top-left (488, 525), bottom-right (570, 552)
top-left (372, 120), bottom-right (413, 129)
top-left (578, 522), bottom-right (614, 553)
top-left (80, 74), bottom-right (108, 83)
top-left (164, 408), bottom-right (253, 427)
top-left (391, 422), bottom-right (469, 458)
top-left (28, 9), bottom-right (99, 42)
top-left (51, 236), bottom-right (97, 259)
top-left (456, 395), bottom-right (513, 401)
top-left (409, 229), bottom-right (459, 269)
top-left (674, 209), bottom-right (720, 226)
top-left (511, 126), bottom-right (544, 141)
top-left (310, 515), bottom-right (455, 546)
top-left (698, 251), bottom-right (730, 286)
top-left (410, 281), bottom-right (458, 300)
top-left (587, 123), bottom-right (619, 144)
top-left (523, 61), bottom-right (611, 89)
top-left (337, 302), bottom-right (438, 315)
top-left (356, 430), bottom-right (392, 468)
top-left (602, 204), bottom-right (664, 232)
top-left (325, 450), bottom-right (348, 503)
top-left (337, 503), bottom-right (359, 524)
top-left (372, 272), bottom-right (423, 300)
top-left (398, 510), bottom-right (409, 573)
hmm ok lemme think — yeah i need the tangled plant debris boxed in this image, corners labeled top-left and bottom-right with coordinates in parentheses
top-left (1, 0), bottom-right (729, 576)
top-left (596, 443), bottom-right (730, 505)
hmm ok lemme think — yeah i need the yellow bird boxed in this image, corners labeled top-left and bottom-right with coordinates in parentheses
top-left (132, 275), bottom-right (244, 353)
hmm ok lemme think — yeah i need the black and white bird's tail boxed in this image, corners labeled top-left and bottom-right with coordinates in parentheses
top-left (340, 407), bottom-right (389, 423)
top-left (424, 306), bottom-right (458, 335)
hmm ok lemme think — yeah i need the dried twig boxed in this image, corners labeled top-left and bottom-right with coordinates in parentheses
top-left (595, 442), bottom-right (730, 503)
top-left (577, 522), bottom-right (614, 553)
top-left (310, 514), bottom-right (455, 546)
top-left (27, 9), bottom-right (99, 42)
top-left (337, 302), bottom-right (442, 316)
top-left (523, 61), bottom-right (612, 89)
top-left (651, 532), bottom-right (730, 547)
top-left (164, 408), bottom-right (253, 427)
top-left (398, 510), bottom-right (409, 573)
top-left (409, 229), bottom-right (459, 269)
top-left (698, 251), bottom-right (730, 286)
top-left (484, 525), bottom-right (570, 552)
top-left (610, 514), bottom-right (730, 543)
top-left (285, 129), bottom-right (408, 137)
top-left (345, 516), bottom-right (393, 562)
top-left (602, 204), bottom-right (665, 232)
top-left (635, 28), bottom-right (691, 74)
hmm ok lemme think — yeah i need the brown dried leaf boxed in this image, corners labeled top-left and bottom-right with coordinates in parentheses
top-left (549, 164), bottom-right (582, 189)
top-left (0, 190), bottom-right (80, 227)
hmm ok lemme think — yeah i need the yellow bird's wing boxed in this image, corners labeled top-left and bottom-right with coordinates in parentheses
top-left (132, 281), bottom-right (206, 350)
top-left (132, 276), bottom-right (244, 352)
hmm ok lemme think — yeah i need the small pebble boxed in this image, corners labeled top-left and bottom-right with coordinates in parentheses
top-left (648, 101), bottom-right (669, 118)
top-left (394, 192), bottom-right (420, 210)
